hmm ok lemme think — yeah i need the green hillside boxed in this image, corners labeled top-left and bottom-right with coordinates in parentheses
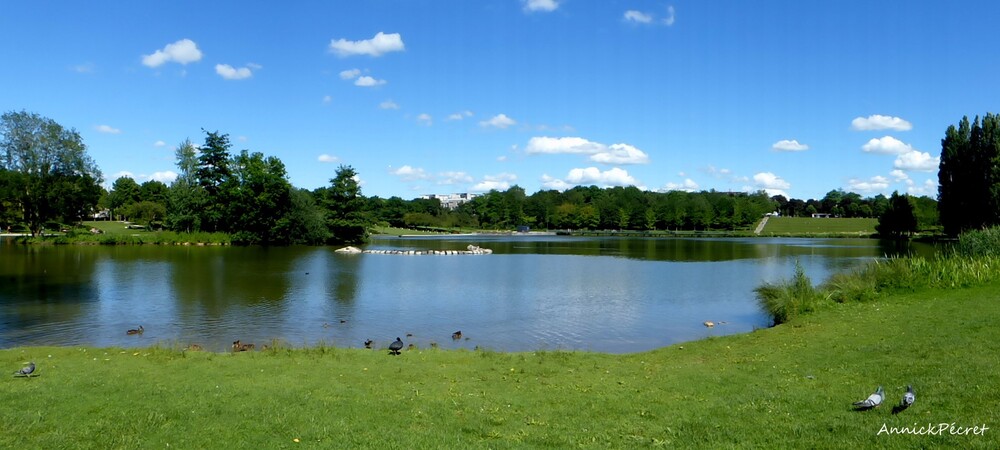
top-left (760, 217), bottom-right (878, 235)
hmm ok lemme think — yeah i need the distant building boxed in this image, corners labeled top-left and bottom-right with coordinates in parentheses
top-left (811, 213), bottom-right (832, 218)
top-left (421, 193), bottom-right (479, 210)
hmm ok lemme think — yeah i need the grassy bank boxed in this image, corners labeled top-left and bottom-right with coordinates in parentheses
top-left (16, 221), bottom-right (231, 245)
top-left (4, 284), bottom-right (998, 448)
top-left (760, 217), bottom-right (878, 237)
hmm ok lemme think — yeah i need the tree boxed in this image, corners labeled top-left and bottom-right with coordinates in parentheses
top-left (938, 114), bottom-right (1000, 235)
top-left (876, 191), bottom-right (917, 238)
top-left (0, 111), bottom-right (102, 235)
top-left (108, 176), bottom-right (140, 220)
top-left (195, 130), bottom-right (232, 232)
top-left (166, 139), bottom-right (204, 233)
top-left (227, 150), bottom-right (293, 245)
top-left (322, 165), bottom-right (369, 244)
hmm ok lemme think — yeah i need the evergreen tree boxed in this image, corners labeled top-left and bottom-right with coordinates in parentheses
top-left (876, 191), bottom-right (917, 238)
top-left (322, 165), bottom-right (369, 244)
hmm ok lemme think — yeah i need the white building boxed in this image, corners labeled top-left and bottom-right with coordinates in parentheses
top-left (421, 193), bottom-right (479, 210)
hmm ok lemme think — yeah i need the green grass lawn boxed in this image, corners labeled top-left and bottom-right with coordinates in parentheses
top-left (762, 217), bottom-right (879, 235)
top-left (3, 284), bottom-right (998, 448)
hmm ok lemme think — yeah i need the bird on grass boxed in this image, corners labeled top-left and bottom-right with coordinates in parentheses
top-left (389, 337), bottom-right (404, 355)
top-left (364, 339), bottom-right (373, 349)
top-left (853, 386), bottom-right (884, 410)
top-left (126, 325), bottom-right (144, 335)
top-left (892, 385), bottom-right (915, 414)
top-left (13, 362), bottom-right (35, 377)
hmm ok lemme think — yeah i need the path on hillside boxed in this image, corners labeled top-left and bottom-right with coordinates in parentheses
top-left (754, 216), bottom-right (769, 235)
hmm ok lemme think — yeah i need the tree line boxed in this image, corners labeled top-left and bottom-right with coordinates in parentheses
top-left (11, 109), bottom-right (994, 244)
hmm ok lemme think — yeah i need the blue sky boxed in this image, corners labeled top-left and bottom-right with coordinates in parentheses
top-left (2, 0), bottom-right (998, 200)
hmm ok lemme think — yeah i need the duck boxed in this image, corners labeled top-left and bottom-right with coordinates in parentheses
top-left (452, 330), bottom-right (463, 340)
top-left (232, 340), bottom-right (255, 352)
top-left (703, 321), bottom-right (715, 328)
top-left (185, 344), bottom-right (203, 352)
top-left (126, 325), bottom-right (144, 335)
top-left (389, 337), bottom-right (404, 355)
top-left (364, 339), bottom-right (374, 349)
top-left (407, 343), bottom-right (416, 351)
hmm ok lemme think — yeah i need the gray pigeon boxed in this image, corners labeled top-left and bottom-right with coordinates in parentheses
top-left (893, 385), bottom-right (915, 414)
top-left (853, 385), bottom-right (884, 410)
top-left (13, 362), bottom-right (35, 377)
top-left (389, 337), bottom-right (404, 355)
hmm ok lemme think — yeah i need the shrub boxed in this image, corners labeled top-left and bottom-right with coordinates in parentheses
top-left (755, 261), bottom-right (821, 325)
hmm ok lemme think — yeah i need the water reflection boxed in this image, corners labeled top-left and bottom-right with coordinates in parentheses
top-left (0, 236), bottom-right (938, 353)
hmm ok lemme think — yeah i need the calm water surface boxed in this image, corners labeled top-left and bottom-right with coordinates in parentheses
top-left (0, 236), bottom-right (932, 353)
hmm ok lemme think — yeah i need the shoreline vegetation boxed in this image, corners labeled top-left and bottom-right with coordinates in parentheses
top-left (4, 268), bottom-right (998, 447)
top-left (6, 216), bottom-right (907, 245)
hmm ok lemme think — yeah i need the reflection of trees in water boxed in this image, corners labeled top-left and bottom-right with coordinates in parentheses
top-left (171, 247), bottom-right (301, 318)
top-left (0, 245), bottom-right (99, 341)
top-left (333, 254), bottom-right (360, 304)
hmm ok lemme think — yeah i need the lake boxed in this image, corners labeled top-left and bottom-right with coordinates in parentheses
top-left (0, 235), bottom-right (933, 353)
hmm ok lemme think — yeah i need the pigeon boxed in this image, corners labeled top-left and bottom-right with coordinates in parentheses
top-left (892, 385), bottom-right (915, 414)
top-left (13, 362), bottom-right (35, 377)
top-left (853, 386), bottom-right (884, 410)
top-left (389, 337), bottom-right (404, 355)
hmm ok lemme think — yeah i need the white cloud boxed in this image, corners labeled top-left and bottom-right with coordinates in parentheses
top-left (142, 39), bottom-right (203, 68)
top-left (329, 32), bottom-right (405, 57)
top-left (447, 111), bottom-right (474, 121)
top-left (847, 176), bottom-right (890, 193)
top-left (238, 136), bottom-right (248, 143)
top-left (72, 63), bottom-right (95, 73)
top-left (664, 5), bottom-right (676, 26)
top-left (523, 0), bottom-right (559, 12)
top-left (416, 113), bottom-right (433, 126)
top-left (438, 171), bottom-right (474, 185)
top-left (379, 100), bottom-right (399, 110)
top-left (624, 10), bottom-right (653, 24)
top-left (662, 178), bottom-right (700, 192)
top-left (752, 172), bottom-right (791, 196)
top-left (565, 167), bottom-right (639, 187)
top-left (889, 169), bottom-right (909, 182)
top-left (540, 174), bottom-right (572, 191)
top-left (153, 140), bottom-right (166, 147)
top-left (391, 165), bottom-right (431, 181)
top-left (317, 154), bottom-right (339, 163)
top-left (215, 63), bottom-right (255, 80)
top-left (149, 171), bottom-right (178, 183)
top-left (526, 136), bottom-right (604, 155)
top-left (894, 151), bottom-right (940, 172)
top-left (851, 114), bottom-right (913, 131)
top-left (861, 136), bottom-right (913, 154)
top-left (354, 75), bottom-right (386, 87)
top-left (480, 113), bottom-right (516, 129)
top-left (589, 143), bottom-right (650, 165)
top-left (339, 68), bottom-right (361, 80)
top-left (525, 136), bottom-right (650, 165)
top-left (96, 125), bottom-right (121, 134)
top-left (908, 179), bottom-right (938, 196)
top-left (322, 95), bottom-right (333, 104)
top-left (625, 5), bottom-right (675, 26)
top-left (472, 173), bottom-right (518, 192)
top-left (772, 139), bottom-right (809, 152)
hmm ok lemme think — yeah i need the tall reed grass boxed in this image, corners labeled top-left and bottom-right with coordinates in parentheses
top-left (758, 227), bottom-right (1000, 324)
